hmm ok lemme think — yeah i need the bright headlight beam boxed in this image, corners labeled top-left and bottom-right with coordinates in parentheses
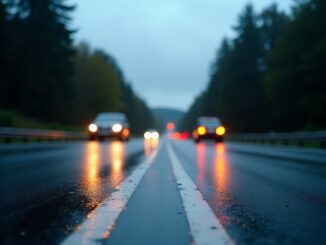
top-left (151, 132), bottom-right (159, 140)
top-left (197, 126), bottom-right (206, 136)
top-left (112, 124), bottom-right (122, 133)
top-left (144, 132), bottom-right (152, 139)
top-left (89, 124), bottom-right (97, 133)
top-left (216, 126), bottom-right (226, 136)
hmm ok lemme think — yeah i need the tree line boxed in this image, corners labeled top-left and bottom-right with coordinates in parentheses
top-left (0, 0), bottom-right (154, 133)
top-left (179, 0), bottom-right (326, 133)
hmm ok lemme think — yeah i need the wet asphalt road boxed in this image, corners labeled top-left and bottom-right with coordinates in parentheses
top-left (172, 141), bottom-right (326, 244)
top-left (0, 138), bottom-right (326, 244)
top-left (0, 140), bottom-right (146, 244)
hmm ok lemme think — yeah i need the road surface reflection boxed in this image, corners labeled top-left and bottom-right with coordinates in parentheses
top-left (196, 142), bottom-right (206, 188)
top-left (84, 141), bottom-right (102, 202)
top-left (83, 141), bottom-right (127, 209)
top-left (144, 139), bottom-right (159, 156)
top-left (213, 143), bottom-right (231, 225)
top-left (108, 141), bottom-right (126, 187)
top-left (195, 142), bottom-right (231, 224)
top-left (214, 143), bottom-right (228, 193)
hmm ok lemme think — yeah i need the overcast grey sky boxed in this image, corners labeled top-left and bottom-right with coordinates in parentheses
top-left (72, 0), bottom-right (293, 111)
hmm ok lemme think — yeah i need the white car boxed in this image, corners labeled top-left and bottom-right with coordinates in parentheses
top-left (88, 112), bottom-right (130, 141)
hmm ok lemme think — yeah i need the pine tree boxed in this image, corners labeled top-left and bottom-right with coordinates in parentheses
top-left (17, 0), bottom-right (75, 122)
top-left (264, 0), bottom-right (326, 130)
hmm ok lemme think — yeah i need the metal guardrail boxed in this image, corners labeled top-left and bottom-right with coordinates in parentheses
top-left (0, 127), bottom-right (86, 143)
top-left (227, 131), bottom-right (326, 148)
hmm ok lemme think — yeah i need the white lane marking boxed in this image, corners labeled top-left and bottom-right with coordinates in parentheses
top-left (61, 144), bottom-right (162, 245)
top-left (167, 142), bottom-right (233, 245)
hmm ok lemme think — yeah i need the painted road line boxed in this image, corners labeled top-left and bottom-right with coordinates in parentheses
top-left (61, 143), bottom-right (162, 245)
top-left (167, 142), bottom-right (233, 245)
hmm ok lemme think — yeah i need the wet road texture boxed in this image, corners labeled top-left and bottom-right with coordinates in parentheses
top-left (0, 137), bottom-right (325, 245)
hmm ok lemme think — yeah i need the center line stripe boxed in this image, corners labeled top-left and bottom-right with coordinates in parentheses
top-left (61, 144), bottom-right (161, 245)
top-left (167, 142), bottom-right (233, 245)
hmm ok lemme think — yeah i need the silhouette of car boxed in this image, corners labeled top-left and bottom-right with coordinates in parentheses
top-left (88, 112), bottom-right (130, 141)
top-left (192, 117), bottom-right (225, 143)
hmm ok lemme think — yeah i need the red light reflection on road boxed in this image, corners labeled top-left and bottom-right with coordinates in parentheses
top-left (214, 143), bottom-right (227, 192)
top-left (213, 143), bottom-right (231, 225)
top-left (196, 142), bottom-right (206, 186)
top-left (109, 141), bottom-right (125, 187)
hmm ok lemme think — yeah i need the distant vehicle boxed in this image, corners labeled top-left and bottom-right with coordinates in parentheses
top-left (144, 129), bottom-right (160, 140)
top-left (192, 117), bottom-right (225, 143)
top-left (88, 112), bottom-right (130, 141)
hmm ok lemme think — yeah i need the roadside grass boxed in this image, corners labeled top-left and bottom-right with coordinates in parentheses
top-left (0, 109), bottom-right (82, 131)
top-left (0, 109), bottom-right (145, 145)
top-left (276, 140), bottom-right (321, 148)
top-left (0, 109), bottom-right (85, 145)
top-left (0, 137), bottom-right (67, 144)
top-left (231, 139), bottom-right (324, 149)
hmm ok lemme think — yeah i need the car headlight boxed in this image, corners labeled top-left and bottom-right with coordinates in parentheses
top-left (144, 131), bottom-right (152, 140)
top-left (197, 126), bottom-right (206, 135)
top-left (88, 124), bottom-right (97, 133)
top-left (151, 132), bottom-right (160, 140)
top-left (112, 124), bottom-right (122, 132)
top-left (216, 126), bottom-right (226, 136)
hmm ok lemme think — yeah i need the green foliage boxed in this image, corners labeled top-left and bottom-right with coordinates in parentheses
top-left (18, 0), bottom-right (75, 122)
top-left (227, 4), bottom-right (265, 132)
top-left (0, 1), bottom-right (154, 133)
top-left (264, 0), bottom-right (326, 131)
top-left (0, 0), bottom-right (75, 123)
top-left (120, 82), bottom-right (154, 134)
top-left (178, 92), bottom-right (206, 131)
top-left (181, 4), bottom-right (268, 133)
top-left (73, 42), bottom-right (122, 125)
top-left (180, 2), bottom-right (326, 133)
top-left (0, 109), bottom-right (14, 127)
top-left (73, 42), bottom-right (154, 134)
top-left (258, 3), bottom-right (289, 56)
top-left (0, 1), bottom-right (12, 108)
top-left (0, 109), bottom-right (48, 129)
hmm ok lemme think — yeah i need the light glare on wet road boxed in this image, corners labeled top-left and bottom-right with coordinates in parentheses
top-left (109, 142), bottom-right (125, 187)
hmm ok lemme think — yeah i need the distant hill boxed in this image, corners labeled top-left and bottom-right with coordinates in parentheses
top-left (152, 108), bottom-right (184, 125)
